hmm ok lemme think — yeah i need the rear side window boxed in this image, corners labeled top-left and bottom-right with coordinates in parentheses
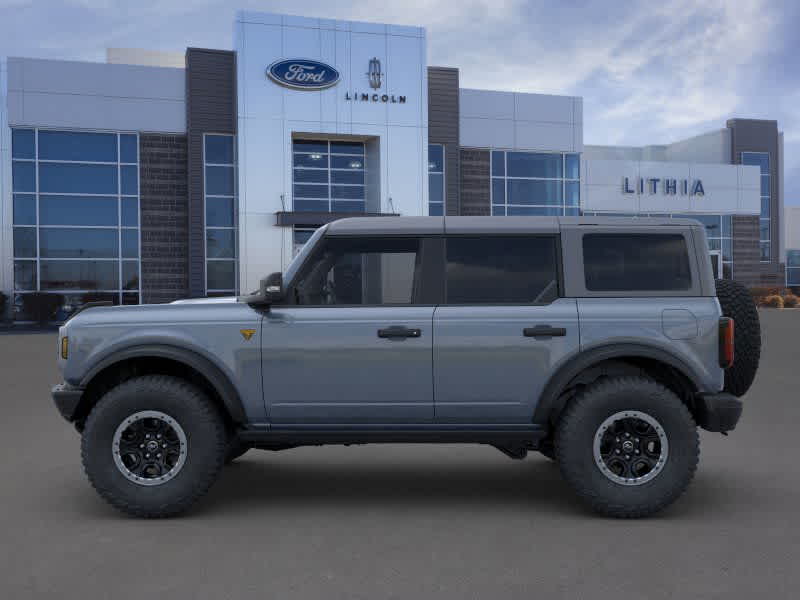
top-left (445, 236), bottom-right (559, 304)
top-left (582, 234), bottom-right (691, 292)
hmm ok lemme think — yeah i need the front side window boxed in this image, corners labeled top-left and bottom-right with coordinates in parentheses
top-left (445, 236), bottom-right (559, 304)
top-left (292, 237), bottom-right (420, 306)
top-left (583, 234), bottom-right (691, 292)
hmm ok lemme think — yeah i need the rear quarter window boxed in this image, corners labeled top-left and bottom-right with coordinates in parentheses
top-left (582, 234), bottom-right (691, 292)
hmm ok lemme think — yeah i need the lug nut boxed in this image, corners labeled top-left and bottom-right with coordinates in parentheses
top-left (615, 449), bottom-right (621, 454)
top-left (145, 453), bottom-right (150, 458)
top-left (157, 453), bottom-right (161, 458)
top-left (625, 455), bottom-right (630, 460)
top-left (625, 433), bottom-right (630, 438)
top-left (635, 450), bottom-right (640, 455)
top-left (162, 443), bottom-right (167, 448)
top-left (139, 444), bottom-right (144, 449)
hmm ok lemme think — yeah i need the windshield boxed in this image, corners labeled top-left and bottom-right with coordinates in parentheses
top-left (283, 224), bottom-right (329, 287)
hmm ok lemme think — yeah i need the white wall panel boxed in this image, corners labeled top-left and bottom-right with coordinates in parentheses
top-left (514, 121), bottom-right (574, 152)
top-left (460, 117), bottom-right (514, 149)
top-left (387, 34), bottom-right (422, 127)
top-left (349, 32), bottom-right (388, 126)
top-left (460, 89), bottom-right (514, 120)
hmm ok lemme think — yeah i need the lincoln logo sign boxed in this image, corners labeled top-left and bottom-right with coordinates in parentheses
top-left (623, 177), bottom-right (705, 196)
top-left (266, 59), bottom-right (340, 90)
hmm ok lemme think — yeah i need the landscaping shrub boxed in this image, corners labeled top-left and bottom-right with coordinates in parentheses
top-left (762, 294), bottom-right (784, 309)
top-left (782, 294), bottom-right (799, 308)
top-left (21, 292), bottom-right (64, 325)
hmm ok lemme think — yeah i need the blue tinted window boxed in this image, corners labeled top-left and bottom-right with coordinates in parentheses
top-left (294, 169), bottom-right (329, 184)
top-left (294, 199), bottom-right (329, 212)
top-left (40, 228), bottom-right (118, 258)
top-left (507, 180), bottom-right (562, 205)
top-left (565, 181), bottom-right (580, 206)
top-left (691, 214), bottom-right (721, 236)
top-left (294, 153), bottom-right (329, 168)
top-left (207, 260), bottom-right (236, 290)
top-left (120, 135), bottom-right (138, 163)
top-left (331, 185), bottom-right (364, 200)
top-left (721, 215), bottom-right (732, 237)
top-left (507, 152), bottom-right (562, 179)
top-left (122, 229), bottom-right (139, 258)
top-left (565, 154), bottom-right (580, 179)
top-left (206, 229), bottom-right (236, 258)
top-left (491, 151), bottom-right (505, 177)
top-left (565, 206), bottom-right (580, 216)
top-left (507, 205), bottom-right (561, 216)
top-left (14, 261), bottom-right (37, 291)
top-left (788, 250), bottom-right (800, 268)
top-left (122, 261), bottom-right (139, 290)
top-left (761, 175), bottom-right (770, 197)
top-left (12, 129), bottom-right (35, 159)
top-left (332, 200), bottom-right (366, 213)
top-left (331, 156), bottom-right (363, 170)
top-left (492, 179), bottom-right (505, 204)
top-left (760, 220), bottom-right (770, 240)
top-left (293, 140), bottom-right (328, 154)
top-left (40, 195), bottom-right (118, 226)
top-left (121, 165), bottom-right (138, 195)
top-left (294, 184), bottom-right (329, 199)
top-left (428, 145), bottom-right (444, 172)
top-left (38, 131), bottom-right (117, 162)
top-left (492, 205), bottom-right (506, 216)
top-left (39, 163), bottom-right (118, 194)
top-left (121, 198), bottom-right (138, 226)
top-left (722, 239), bottom-right (732, 261)
top-left (760, 242), bottom-right (770, 261)
top-left (12, 161), bottom-right (36, 192)
top-left (332, 170), bottom-right (364, 185)
top-left (330, 141), bottom-right (364, 155)
top-left (40, 260), bottom-right (119, 290)
top-left (13, 228), bottom-right (36, 258)
top-left (429, 174), bottom-right (444, 204)
top-left (206, 166), bottom-right (235, 195)
top-left (205, 135), bottom-right (234, 164)
top-left (13, 194), bottom-right (36, 225)
top-left (761, 197), bottom-right (770, 217)
top-left (206, 197), bottom-right (234, 227)
top-left (429, 202), bottom-right (443, 216)
top-left (742, 152), bottom-right (769, 174)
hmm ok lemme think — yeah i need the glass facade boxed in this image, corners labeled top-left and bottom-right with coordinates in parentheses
top-left (428, 144), bottom-right (444, 216)
top-left (787, 250), bottom-right (800, 287)
top-left (582, 212), bottom-right (733, 279)
top-left (204, 134), bottom-right (238, 295)
top-left (491, 150), bottom-right (580, 216)
top-left (292, 140), bottom-right (366, 213)
top-left (11, 128), bottom-right (140, 320)
top-left (741, 152), bottom-right (771, 262)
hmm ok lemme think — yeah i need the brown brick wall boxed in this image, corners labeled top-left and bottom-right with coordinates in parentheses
top-left (459, 149), bottom-right (490, 216)
top-left (139, 133), bottom-right (189, 304)
top-left (732, 215), bottom-right (785, 288)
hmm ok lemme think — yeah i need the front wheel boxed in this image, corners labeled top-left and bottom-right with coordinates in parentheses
top-left (81, 375), bottom-right (227, 518)
top-left (555, 376), bottom-right (699, 518)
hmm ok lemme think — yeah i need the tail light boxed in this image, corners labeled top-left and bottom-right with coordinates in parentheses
top-left (719, 317), bottom-right (734, 369)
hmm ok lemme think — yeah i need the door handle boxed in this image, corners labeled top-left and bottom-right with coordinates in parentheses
top-left (378, 326), bottom-right (421, 339)
top-left (523, 325), bottom-right (567, 338)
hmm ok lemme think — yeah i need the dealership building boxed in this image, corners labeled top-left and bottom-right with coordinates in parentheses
top-left (0, 11), bottom-right (788, 319)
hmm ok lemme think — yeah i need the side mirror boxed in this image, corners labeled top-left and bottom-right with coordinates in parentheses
top-left (238, 272), bottom-right (284, 306)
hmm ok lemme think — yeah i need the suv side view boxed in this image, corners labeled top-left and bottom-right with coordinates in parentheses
top-left (52, 216), bottom-right (760, 518)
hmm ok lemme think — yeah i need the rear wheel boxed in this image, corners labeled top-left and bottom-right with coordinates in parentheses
top-left (555, 376), bottom-right (699, 518)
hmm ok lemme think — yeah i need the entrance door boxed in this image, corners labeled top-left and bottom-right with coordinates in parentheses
top-left (709, 250), bottom-right (722, 279)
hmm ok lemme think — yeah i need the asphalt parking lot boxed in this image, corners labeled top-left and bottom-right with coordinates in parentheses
top-left (1, 309), bottom-right (799, 599)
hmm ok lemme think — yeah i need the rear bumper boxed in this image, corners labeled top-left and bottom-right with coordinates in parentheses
top-left (694, 392), bottom-right (743, 433)
top-left (52, 383), bottom-right (84, 422)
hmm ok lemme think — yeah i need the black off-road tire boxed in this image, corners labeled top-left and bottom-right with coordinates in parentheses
top-left (225, 436), bottom-right (250, 464)
top-left (81, 375), bottom-right (227, 518)
top-left (715, 278), bottom-right (761, 397)
top-left (555, 376), bottom-right (699, 518)
top-left (538, 439), bottom-right (556, 461)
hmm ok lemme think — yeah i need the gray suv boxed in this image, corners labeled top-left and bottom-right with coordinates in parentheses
top-left (52, 216), bottom-right (760, 518)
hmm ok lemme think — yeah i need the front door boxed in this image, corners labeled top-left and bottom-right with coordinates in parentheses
top-left (262, 236), bottom-right (434, 424)
top-left (433, 235), bottom-right (580, 423)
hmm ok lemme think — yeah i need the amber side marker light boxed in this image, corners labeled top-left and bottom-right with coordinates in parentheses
top-left (719, 318), bottom-right (734, 369)
top-left (60, 337), bottom-right (69, 360)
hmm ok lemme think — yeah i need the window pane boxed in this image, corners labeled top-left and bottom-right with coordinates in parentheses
top-left (760, 220), bottom-right (770, 241)
top-left (205, 135), bottom-right (234, 164)
top-left (760, 242), bottom-right (771, 261)
top-left (205, 197), bottom-right (234, 227)
top-left (507, 152), bottom-right (562, 178)
top-left (121, 165), bottom-right (138, 195)
top-left (121, 198), bottom-right (139, 226)
top-left (507, 179), bottom-right (562, 205)
top-left (429, 173), bottom-right (444, 204)
top-left (40, 260), bottom-right (119, 290)
top-left (565, 154), bottom-right (580, 179)
top-left (507, 205), bottom-right (561, 216)
top-left (565, 206), bottom-right (580, 216)
top-left (722, 239), bottom-right (732, 262)
top-left (293, 229), bottom-right (316, 246)
top-left (707, 238), bottom-right (721, 251)
top-left (293, 140), bottom-right (328, 154)
top-left (445, 236), bottom-right (558, 304)
top-left (207, 260), bottom-right (236, 290)
top-left (331, 200), bottom-right (365, 213)
top-left (13, 227), bottom-right (36, 258)
top-left (293, 153), bottom-right (329, 168)
top-left (428, 144), bottom-right (444, 172)
top-left (491, 151), bottom-right (505, 177)
top-left (39, 163), bottom-right (118, 194)
top-left (205, 166), bottom-right (234, 195)
top-left (122, 261), bottom-right (139, 290)
top-left (293, 168), bottom-right (329, 183)
top-left (331, 170), bottom-right (364, 185)
top-left (12, 129), bottom-right (35, 159)
top-left (38, 130), bottom-right (117, 162)
top-left (294, 184), bottom-right (329, 199)
top-left (760, 175), bottom-right (770, 197)
top-left (14, 261), bottom-right (36, 291)
top-left (787, 251), bottom-right (800, 268)
top-left (565, 181), bottom-right (580, 207)
top-left (40, 195), bottom-right (118, 226)
top-left (721, 215), bottom-right (732, 237)
top-left (583, 234), bottom-right (691, 291)
top-left (331, 155), bottom-right (363, 170)
top-left (330, 141), bottom-right (364, 155)
top-left (13, 194), bottom-right (36, 225)
top-left (122, 292), bottom-right (140, 305)
top-left (122, 229), bottom-right (139, 258)
top-left (788, 268), bottom-right (800, 286)
top-left (12, 161), bottom-right (35, 192)
top-left (492, 205), bottom-right (506, 216)
top-left (761, 196), bottom-right (770, 217)
top-left (40, 228), bottom-right (117, 258)
top-left (690, 214), bottom-right (721, 236)
top-left (207, 229), bottom-right (236, 258)
top-left (742, 152), bottom-right (769, 174)
top-left (294, 199), bottom-right (329, 212)
top-left (294, 237), bottom-right (419, 305)
top-left (492, 179), bottom-right (505, 204)
top-left (120, 134), bottom-right (138, 163)
top-left (429, 202), bottom-right (443, 216)
top-left (331, 185), bottom-right (364, 200)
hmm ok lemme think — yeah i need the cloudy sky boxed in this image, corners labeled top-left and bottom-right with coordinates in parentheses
top-left (2, 0), bottom-right (798, 202)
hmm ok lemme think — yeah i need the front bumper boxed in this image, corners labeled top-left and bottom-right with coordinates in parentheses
top-left (52, 383), bottom-right (84, 422)
top-left (694, 392), bottom-right (743, 433)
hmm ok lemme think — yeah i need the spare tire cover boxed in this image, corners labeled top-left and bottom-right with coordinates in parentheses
top-left (715, 279), bottom-right (761, 397)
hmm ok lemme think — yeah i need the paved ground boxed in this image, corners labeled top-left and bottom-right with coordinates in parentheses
top-left (1, 310), bottom-right (799, 599)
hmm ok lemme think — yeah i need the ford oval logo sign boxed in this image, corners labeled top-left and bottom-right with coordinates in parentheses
top-left (267, 59), bottom-right (340, 90)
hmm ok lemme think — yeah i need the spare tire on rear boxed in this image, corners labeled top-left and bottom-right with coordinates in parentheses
top-left (715, 279), bottom-right (760, 397)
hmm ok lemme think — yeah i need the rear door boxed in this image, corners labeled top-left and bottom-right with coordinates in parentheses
top-left (432, 235), bottom-right (580, 423)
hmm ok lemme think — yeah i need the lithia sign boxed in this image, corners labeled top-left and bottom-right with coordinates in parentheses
top-left (623, 177), bottom-right (705, 196)
top-left (267, 57), bottom-right (407, 103)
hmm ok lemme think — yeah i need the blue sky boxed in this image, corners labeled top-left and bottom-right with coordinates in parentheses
top-left (2, 0), bottom-right (797, 202)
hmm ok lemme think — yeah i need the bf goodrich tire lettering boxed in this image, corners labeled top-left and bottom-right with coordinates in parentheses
top-left (715, 278), bottom-right (761, 397)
